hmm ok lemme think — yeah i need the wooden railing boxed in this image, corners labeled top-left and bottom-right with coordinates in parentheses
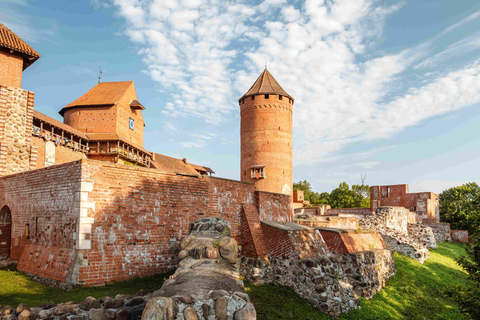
top-left (32, 125), bottom-right (89, 153)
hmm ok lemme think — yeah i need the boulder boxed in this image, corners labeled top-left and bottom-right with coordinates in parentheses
top-left (88, 308), bottom-right (114, 320)
top-left (215, 297), bottom-right (227, 320)
top-left (18, 310), bottom-right (31, 320)
top-left (80, 297), bottom-right (101, 311)
top-left (104, 297), bottom-right (124, 309)
top-left (53, 304), bottom-right (77, 316)
top-left (16, 303), bottom-right (30, 315)
top-left (183, 307), bottom-right (199, 320)
top-left (233, 303), bottom-right (256, 320)
top-left (141, 297), bottom-right (177, 320)
top-left (219, 237), bottom-right (238, 264)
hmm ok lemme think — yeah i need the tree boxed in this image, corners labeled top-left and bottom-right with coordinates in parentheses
top-left (293, 180), bottom-right (313, 202)
top-left (329, 182), bottom-right (370, 209)
top-left (439, 182), bottom-right (480, 234)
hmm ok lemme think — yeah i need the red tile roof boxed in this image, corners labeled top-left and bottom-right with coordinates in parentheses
top-left (240, 69), bottom-right (293, 101)
top-left (59, 81), bottom-right (135, 116)
top-left (151, 153), bottom-right (200, 175)
top-left (190, 163), bottom-right (215, 174)
top-left (0, 22), bottom-right (40, 70)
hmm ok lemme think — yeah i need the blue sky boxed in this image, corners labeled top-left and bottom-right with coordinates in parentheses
top-left (1, 0), bottom-right (480, 194)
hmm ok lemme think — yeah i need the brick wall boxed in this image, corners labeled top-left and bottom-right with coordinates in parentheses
top-left (370, 185), bottom-right (439, 222)
top-left (261, 223), bottom-right (295, 257)
top-left (319, 229), bottom-right (386, 254)
top-left (256, 191), bottom-right (292, 221)
top-left (0, 161), bottom-right (82, 281)
top-left (0, 158), bottom-right (292, 285)
top-left (0, 51), bottom-right (23, 88)
top-left (30, 136), bottom-right (85, 169)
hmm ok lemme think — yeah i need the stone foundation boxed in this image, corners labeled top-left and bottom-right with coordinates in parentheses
top-left (407, 223), bottom-right (437, 249)
top-left (360, 207), bottom-right (431, 263)
top-left (240, 248), bottom-right (395, 318)
top-left (424, 223), bottom-right (451, 243)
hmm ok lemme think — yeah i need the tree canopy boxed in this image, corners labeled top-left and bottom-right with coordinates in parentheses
top-left (293, 180), bottom-right (369, 208)
top-left (439, 182), bottom-right (480, 235)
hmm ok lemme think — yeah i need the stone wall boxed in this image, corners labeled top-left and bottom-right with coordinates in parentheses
top-left (295, 216), bottom-right (359, 229)
top-left (451, 230), bottom-right (469, 243)
top-left (360, 207), bottom-right (430, 263)
top-left (0, 86), bottom-right (35, 176)
top-left (424, 222), bottom-right (451, 243)
top-left (240, 248), bottom-right (395, 318)
top-left (407, 223), bottom-right (437, 249)
top-left (326, 208), bottom-right (372, 216)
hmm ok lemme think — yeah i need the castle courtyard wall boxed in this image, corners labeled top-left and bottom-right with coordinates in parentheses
top-left (0, 159), bottom-right (293, 285)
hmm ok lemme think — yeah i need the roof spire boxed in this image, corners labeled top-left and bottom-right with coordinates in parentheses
top-left (98, 67), bottom-right (102, 84)
top-left (265, 62), bottom-right (267, 70)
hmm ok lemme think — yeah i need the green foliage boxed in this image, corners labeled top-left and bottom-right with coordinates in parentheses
top-left (246, 242), bottom-right (469, 320)
top-left (293, 180), bottom-right (369, 207)
top-left (329, 182), bottom-right (370, 209)
top-left (439, 182), bottom-right (480, 234)
top-left (0, 269), bottom-right (174, 307)
top-left (445, 233), bottom-right (480, 319)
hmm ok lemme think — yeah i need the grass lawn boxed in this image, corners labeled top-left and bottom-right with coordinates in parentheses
top-left (0, 267), bottom-right (173, 307)
top-left (245, 242), bottom-right (470, 320)
top-left (0, 242), bottom-right (469, 320)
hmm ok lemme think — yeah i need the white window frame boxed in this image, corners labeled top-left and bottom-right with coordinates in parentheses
top-left (250, 165), bottom-right (266, 179)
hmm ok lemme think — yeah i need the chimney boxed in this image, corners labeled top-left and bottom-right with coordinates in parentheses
top-left (183, 158), bottom-right (188, 164)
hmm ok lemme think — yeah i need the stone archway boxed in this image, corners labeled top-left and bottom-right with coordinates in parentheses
top-left (0, 206), bottom-right (12, 257)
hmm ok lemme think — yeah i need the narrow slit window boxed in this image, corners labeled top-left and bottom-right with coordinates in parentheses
top-left (386, 187), bottom-right (391, 197)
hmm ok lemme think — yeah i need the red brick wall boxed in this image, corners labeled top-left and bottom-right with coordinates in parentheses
top-left (256, 191), bottom-right (292, 222)
top-left (30, 136), bottom-right (85, 169)
top-left (0, 161), bottom-right (82, 281)
top-left (319, 230), bottom-right (386, 254)
top-left (370, 185), bottom-right (438, 221)
top-left (0, 51), bottom-right (23, 88)
top-left (76, 161), bottom-right (289, 285)
top-left (261, 223), bottom-right (295, 258)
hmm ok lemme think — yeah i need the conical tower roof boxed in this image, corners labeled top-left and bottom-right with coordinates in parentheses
top-left (239, 69), bottom-right (293, 102)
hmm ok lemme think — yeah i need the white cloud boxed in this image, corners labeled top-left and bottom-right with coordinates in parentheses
top-left (181, 132), bottom-right (216, 148)
top-left (105, 0), bottom-right (480, 160)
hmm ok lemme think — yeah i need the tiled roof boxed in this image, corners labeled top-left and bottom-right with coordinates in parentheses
top-left (190, 163), bottom-right (215, 174)
top-left (240, 69), bottom-right (293, 101)
top-left (86, 132), bottom-right (151, 154)
top-left (0, 22), bottom-right (40, 70)
top-left (59, 81), bottom-right (134, 115)
top-left (151, 153), bottom-right (200, 175)
top-left (33, 110), bottom-right (88, 140)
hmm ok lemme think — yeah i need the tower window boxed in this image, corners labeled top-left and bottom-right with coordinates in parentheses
top-left (251, 96), bottom-right (254, 100)
top-left (279, 95), bottom-right (283, 100)
top-left (386, 187), bottom-right (391, 197)
top-left (265, 94), bottom-right (269, 99)
top-left (250, 165), bottom-right (266, 179)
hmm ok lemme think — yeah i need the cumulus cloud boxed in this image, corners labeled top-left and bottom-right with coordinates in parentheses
top-left (103, 0), bottom-right (480, 161)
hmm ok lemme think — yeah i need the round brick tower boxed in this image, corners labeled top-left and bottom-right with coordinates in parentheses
top-left (239, 69), bottom-right (294, 195)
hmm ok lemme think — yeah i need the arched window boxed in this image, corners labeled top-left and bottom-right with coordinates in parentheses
top-left (0, 206), bottom-right (12, 257)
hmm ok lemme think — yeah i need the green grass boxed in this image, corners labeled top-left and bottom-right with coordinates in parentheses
top-left (0, 267), bottom-right (173, 307)
top-left (0, 243), bottom-right (470, 320)
top-left (245, 242), bottom-right (470, 320)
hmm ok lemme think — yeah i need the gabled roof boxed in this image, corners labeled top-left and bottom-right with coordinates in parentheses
top-left (150, 153), bottom-right (200, 175)
top-left (190, 163), bottom-right (215, 174)
top-left (59, 81), bottom-right (135, 116)
top-left (240, 69), bottom-right (293, 101)
top-left (0, 22), bottom-right (40, 70)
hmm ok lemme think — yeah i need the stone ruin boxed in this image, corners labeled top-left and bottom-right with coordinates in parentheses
top-left (141, 217), bottom-right (256, 320)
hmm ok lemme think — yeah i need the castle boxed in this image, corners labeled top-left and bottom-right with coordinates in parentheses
top-left (1, 22), bottom-right (464, 317)
top-left (0, 22), bottom-right (296, 285)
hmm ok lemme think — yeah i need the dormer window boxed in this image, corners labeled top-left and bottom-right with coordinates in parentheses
top-left (250, 165), bottom-right (266, 179)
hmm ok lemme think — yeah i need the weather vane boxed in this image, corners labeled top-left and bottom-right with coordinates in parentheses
top-left (265, 62), bottom-right (267, 70)
top-left (98, 67), bottom-right (102, 84)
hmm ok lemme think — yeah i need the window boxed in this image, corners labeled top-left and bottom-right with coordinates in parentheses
top-left (25, 224), bottom-right (30, 239)
top-left (129, 118), bottom-right (134, 130)
top-left (250, 165), bottom-right (266, 179)
top-left (265, 94), bottom-right (269, 99)
top-left (386, 187), bottom-right (391, 197)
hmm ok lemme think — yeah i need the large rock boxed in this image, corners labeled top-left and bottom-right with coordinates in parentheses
top-left (53, 304), bottom-right (77, 316)
top-left (104, 297), bottom-right (124, 309)
top-left (88, 308), bottom-right (114, 320)
top-left (183, 307), bottom-right (199, 320)
top-left (141, 297), bottom-right (178, 320)
top-left (215, 297), bottom-right (227, 320)
top-left (16, 303), bottom-right (30, 314)
top-left (219, 237), bottom-right (238, 264)
top-left (18, 310), bottom-right (31, 320)
top-left (80, 297), bottom-right (101, 311)
top-left (233, 303), bottom-right (256, 320)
